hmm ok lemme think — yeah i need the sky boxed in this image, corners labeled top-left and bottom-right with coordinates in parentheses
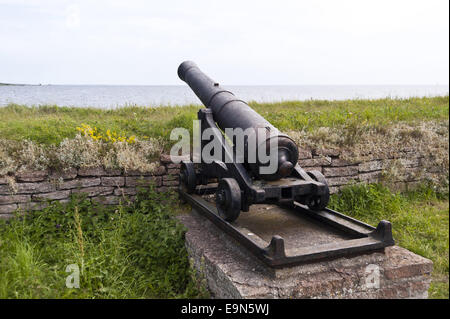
top-left (0, 0), bottom-right (448, 85)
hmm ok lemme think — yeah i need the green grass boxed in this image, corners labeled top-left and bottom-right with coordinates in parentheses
top-left (0, 188), bottom-right (207, 298)
top-left (0, 97), bottom-right (448, 299)
top-left (0, 182), bottom-right (447, 299)
top-left (0, 96), bottom-right (447, 146)
top-left (329, 182), bottom-right (449, 299)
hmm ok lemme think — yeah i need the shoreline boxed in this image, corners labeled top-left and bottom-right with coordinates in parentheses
top-left (0, 94), bottom-right (449, 110)
top-left (0, 83), bottom-right (42, 86)
top-left (0, 85), bottom-right (448, 109)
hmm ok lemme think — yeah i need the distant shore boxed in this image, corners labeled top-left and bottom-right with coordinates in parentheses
top-left (0, 83), bottom-right (43, 86)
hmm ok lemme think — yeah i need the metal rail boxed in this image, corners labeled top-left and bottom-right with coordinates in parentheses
top-left (180, 189), bottom-right (395, 268)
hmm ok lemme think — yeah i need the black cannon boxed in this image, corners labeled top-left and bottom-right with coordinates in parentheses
top-left (177, 61), bottom-right (394, 268)
top-left (178, 61), bottom-right (330, 222)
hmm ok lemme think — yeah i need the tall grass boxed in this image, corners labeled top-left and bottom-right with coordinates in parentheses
top-left (0, 188), bottom-right (207, 298)
top-left (329, 182), bottom-right (449, 299)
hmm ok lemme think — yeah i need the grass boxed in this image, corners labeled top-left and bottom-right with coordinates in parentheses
top-left (329, 182), bottom-right (449, 299)
top-left (0, 96), bottom-right (448, 298)
top-left (0, 187), bottom-right (208, 298)
top-left (0, 182), bottom-right (447, 298)
top-left (1, 97), bottom-right (447, 175)
top-left (0, 96), bottom-right (448, 146)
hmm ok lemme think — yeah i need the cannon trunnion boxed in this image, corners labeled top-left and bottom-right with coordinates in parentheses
top-left (177, 61), bottom-right (394, 268)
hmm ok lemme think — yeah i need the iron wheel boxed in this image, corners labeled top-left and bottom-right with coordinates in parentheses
top-left (216, 178), bottom-right (241, 222)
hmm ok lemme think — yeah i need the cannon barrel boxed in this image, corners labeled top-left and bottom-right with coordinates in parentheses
top-left (178, 61), bottom-right (299, 181)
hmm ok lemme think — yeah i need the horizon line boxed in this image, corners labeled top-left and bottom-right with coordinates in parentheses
top-left (2, 83), bottom-right (449, 87)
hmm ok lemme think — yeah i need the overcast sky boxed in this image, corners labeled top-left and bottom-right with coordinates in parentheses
top-left (0, 0), bottom-right (448, 85)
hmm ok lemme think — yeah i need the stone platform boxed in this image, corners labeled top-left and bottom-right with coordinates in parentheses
top-left (177, 206), bottom-right (433, 299)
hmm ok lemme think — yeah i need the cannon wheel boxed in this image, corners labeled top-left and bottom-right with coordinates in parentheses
top-left (307, 170), bottom-right (330, 211)
top-left (216, 178), bottom-right (241, 222)
top-left (180, 161), bottom-right (197, 194)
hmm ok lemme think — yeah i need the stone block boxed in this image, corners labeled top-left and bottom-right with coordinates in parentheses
top-left (71, 186), bottom-right (114, 197)
top-left (331, 158), bottom-right (361, 167)
top-left (0, 185), bottom-right (12, 195)
top-left (298, 157), bottom-right (331, 167)
top-left (49, 168), bottom-right (78, 180)
top-left (163, 174), bottom-right (179, 181)
top-left (78, 167), bottom-right (106, 177)
top-left (167, 168), bottom-right (180, 175)
top-left (298, 149), bottom-right (312, 159)
top-left (359, 160), bottom-right (383, 173)
top-left (124, 170), bottom-right (153, 176)
top-left (101, 176), bottom-right (125, 187)
top-left (59, 178), bottom-right (101, 190)
top-left (0, 195), bottom-right (31, 205)
top-left (16, 170), bottom-right (48, 182)
top-left (163, 179), bottom-right (179, 186)
top-left (0, 204), bottom-right (17, 214)
top-left (323, 166), bottom-right (358, 177)
top-left (32, 190), bottom-right (71, 201)
top-left (125, 176), bottom-right (162, 187)
top-left (153, 165), bottom-right (167, 176)
top-left (326, 176), bottom-right (358, 187)
top-left (16, 182), bottom-right (55, 194)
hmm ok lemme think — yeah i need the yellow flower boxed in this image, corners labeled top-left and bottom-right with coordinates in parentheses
top-left (76, 124), bottom-right (138, 144)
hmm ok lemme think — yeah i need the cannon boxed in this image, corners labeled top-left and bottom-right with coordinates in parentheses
top-left (177, 61), bottom-right (394, 268)
top-left (178, 61), bottom-right (330, 222)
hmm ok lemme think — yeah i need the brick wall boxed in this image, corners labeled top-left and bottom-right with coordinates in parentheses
top-left (0, 149), bottom-right (445, 219)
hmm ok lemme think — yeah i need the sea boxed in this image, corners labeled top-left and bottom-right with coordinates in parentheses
top-left (0, 85), bottom-right (448, 108)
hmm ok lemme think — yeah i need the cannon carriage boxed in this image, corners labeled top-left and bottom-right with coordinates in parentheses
top-left (177, 61), bottom-right (394, 268)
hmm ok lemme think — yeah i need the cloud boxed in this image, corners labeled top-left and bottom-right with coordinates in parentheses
top-left (0, 0), bottom-right (448, 84)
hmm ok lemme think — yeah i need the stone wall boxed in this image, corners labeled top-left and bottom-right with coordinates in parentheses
top-left (0, 148), bottom-right (446, 219)
top-left (296, 147), bottom-right (445, 194)
top-left (0, 154), bottom-right (182, 219)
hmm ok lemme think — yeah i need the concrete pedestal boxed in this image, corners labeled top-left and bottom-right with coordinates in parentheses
top-left (177, 207), bottom-right (433, 299)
